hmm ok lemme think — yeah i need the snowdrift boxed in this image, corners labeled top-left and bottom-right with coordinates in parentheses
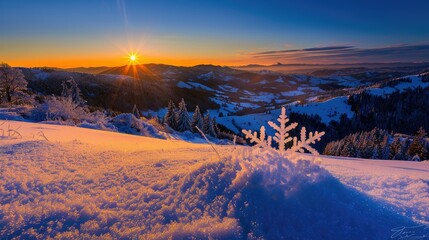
top-left (1, 142), bottom-right (416, 239)
top-left (146, 149), bottom-right (415, 239)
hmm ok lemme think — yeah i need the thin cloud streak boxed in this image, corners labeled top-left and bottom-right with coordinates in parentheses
top-left (251, 44), bottom-right (429, 63)
top-left (253, 46), bottom-right (355, 55)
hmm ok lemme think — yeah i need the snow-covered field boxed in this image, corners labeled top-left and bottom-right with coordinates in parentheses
top-left (1, 121), bottom-right (428, 239)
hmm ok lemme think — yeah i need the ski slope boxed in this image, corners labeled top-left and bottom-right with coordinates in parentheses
top-left (1, 121), bottom-right (428, 239)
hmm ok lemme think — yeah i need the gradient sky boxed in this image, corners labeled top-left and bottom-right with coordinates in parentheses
top-left (1, 0), bottom-right (429, 67)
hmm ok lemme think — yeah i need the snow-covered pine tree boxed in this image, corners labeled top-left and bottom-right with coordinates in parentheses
top-left (191, 105), bottom-right (203, 133)
top-left (69, 77), bottom-right (85, 105)
top-left (212, 117), bottom-right (220, 137)
top-left (203, 112), bottom-right (217, 136)
top-left (164, 100), bottom-right (177, 130)
top-left (132, 104), bottom-right (141, 119)
top-left (407, 127), bottom-right (426, 159)
top-left (61, 80), bottom-right (70, 99)
top-left (175, 98), bottom-right (191, 132)
top-left (381, 135), bottom-right (390, 159)
top-left (61, 77), bottom-right (85, 106)
top-left (203, 112), bottom-right (211, 134)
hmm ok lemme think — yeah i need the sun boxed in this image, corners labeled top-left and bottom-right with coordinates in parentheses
top-left (128, 52), bottom-right (139, 64)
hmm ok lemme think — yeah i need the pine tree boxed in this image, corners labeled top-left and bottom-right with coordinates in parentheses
top-left (212, 117), bottom-right (220, 137)
top-left (132, 104), bottom-right (141, 119)
top-left (191, 105), bottom-right (203, 133)
top-left (164, 100), bottom-right (177, 130)
top-left (407, 127), bottom-right (427, 158)
top-left (61, 77), bottom-right (85, 106)
top-left (175, 98), bottom-right (191, 132)
top-left (202, 112), bottom-right (216, 136)
top-left (69, 77), bottom-right (83, 105)
top-left (422, 141), bottom-right (429, 160)
top-left (381, 135), bottom-right (390, 159)
top-left (389, 138), bottom-right (401, 159)
top-left (61, 81), bottom-right (70, 99)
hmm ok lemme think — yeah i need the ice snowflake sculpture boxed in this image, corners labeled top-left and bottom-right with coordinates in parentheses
top-left (242, 107), bottom-right (325, 156)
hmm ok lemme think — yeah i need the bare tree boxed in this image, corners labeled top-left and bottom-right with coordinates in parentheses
top-left (0, 63), bottom-right (27, 103)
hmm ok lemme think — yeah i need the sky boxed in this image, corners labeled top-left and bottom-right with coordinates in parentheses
top-left (1, 0), bottom-right (429, 67)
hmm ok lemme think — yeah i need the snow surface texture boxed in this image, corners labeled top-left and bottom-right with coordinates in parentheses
top-left (0, 121), bottom-right (428, 239)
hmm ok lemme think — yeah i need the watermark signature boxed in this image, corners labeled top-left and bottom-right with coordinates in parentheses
top-left (391, 225), bottom-right (429, 239)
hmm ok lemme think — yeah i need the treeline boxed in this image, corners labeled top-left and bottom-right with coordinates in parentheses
top-left (282, 84), bottom-right (429, 161)
top-left (323, 128), bottom-right (429, 161)
top-left (155, 99), bottom-right (244, 143)
top-left (346, 85), bottom-right (429, 135)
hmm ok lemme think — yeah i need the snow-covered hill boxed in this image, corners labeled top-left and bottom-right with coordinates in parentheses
top-left (366, 74), bottom-right (429, 96)
top-left (1, 121), bottom-right (428, 239)
top-left (216, 73), bottom-right (429, 135)
top-left (24, 64), bottom-right (408, 115)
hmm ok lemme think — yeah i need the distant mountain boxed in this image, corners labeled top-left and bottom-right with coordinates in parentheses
top-left (63, 66), bottom-right (112, 74)
top-left (235, 62), bottom-right (429, 75)
top-left (20, 63), bottom-right (427, 118)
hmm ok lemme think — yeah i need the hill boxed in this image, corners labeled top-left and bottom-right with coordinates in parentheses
top-left (21, 63), bottom-right (423, 116)
top-left (0, 120), bottom-right (428, 238)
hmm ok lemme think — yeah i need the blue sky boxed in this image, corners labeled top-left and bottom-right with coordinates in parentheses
top-left (1, 0), bottom-right (428, 67)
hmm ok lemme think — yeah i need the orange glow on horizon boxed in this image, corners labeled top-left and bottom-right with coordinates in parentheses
top-left (2, 47), bottom-right (264, 68)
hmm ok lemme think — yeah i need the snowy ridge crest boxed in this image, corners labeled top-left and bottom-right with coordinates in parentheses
top-left (242, 107), bottom-right (325, 157)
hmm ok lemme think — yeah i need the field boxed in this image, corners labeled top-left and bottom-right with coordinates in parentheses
top-left (1, 121), bottom-right (428, 239)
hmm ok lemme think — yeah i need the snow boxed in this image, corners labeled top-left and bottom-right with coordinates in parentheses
top-left (290, 96), bottom-right (354, 124)
top-left (367, 75), bottom-right (429, 96)
top-left (300, 154), bottom-right (429, 224)
top-left (176, 81), bottom-right (193, 89)
top-left (367, 86), bottom-right (398, 96)
top-left (0, 108), bottom-right (26, 121)
top-left (394, 75), bottom-right (429, 91)
top-left (33, 71), bottom-right (50, 81)
top-left (240, 92), bottom-right (276, 103)
top-left (187, 82), bottom-right (215, 92)
top-left (219, 85), bottom-right (238, 93)
top-left (274, 77), bottom-right (284, 83)
top-left (281, 89), bottom-right (305, 96)
top-left (198, 71), bottom-right (215, 80)
top-left (1, 121), bottom-right (428, 238)
top-left (101, 74), bottom-right (134, 81)
top-left (217, 112), bottom-right (275, 134)
top-left (328, 75), bottom-right (360, 87)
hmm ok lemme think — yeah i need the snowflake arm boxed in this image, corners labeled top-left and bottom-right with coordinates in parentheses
top-left (288, 127), bottom-right (325, 155)
top-left (242, 126), bottom-right (272, 150)
top-left (242, 107), bottom-right (325, 157)
top-left (268, 107), bottom-right (298, 153)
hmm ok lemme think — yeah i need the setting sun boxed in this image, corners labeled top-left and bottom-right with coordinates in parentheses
top-left (128, 52), bottom-right (139, 64)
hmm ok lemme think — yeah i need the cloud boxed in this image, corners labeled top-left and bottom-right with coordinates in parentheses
top-left (250, 44), bottom-right (429, 63)
top-left (253, 46), bottom-right (355, 55)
